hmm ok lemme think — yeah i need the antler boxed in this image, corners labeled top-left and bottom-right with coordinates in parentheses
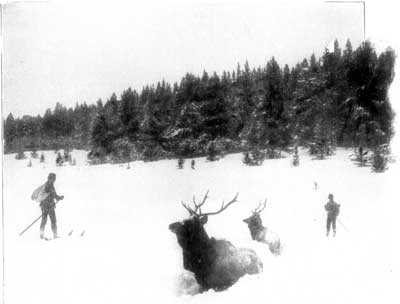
top-left (181, 192), bottom-right (239, 217)
top-left (181, 200), bottom-right (196, 216)
top-left (201, 193), bottom-right (239, 217)
top-left (192, 190), bottom-right (209, 214)
top-left (253, 199), bottom-right (267, 214)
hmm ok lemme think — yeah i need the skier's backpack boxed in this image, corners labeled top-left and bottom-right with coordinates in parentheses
top-left (335, 204), bottom-right (341, 217)
top-left (31, 183), bottom-right (49, 202)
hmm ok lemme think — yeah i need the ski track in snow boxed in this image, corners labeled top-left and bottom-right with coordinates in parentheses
top-left (3, 149), bottom-right (400, 304)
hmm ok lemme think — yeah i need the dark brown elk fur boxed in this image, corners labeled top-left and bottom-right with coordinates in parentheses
top-left (169, 191), bottom-right (263, 292)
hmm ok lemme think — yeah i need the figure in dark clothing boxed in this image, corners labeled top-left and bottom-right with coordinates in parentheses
top-left (324, 194), bottom-right (340, 237)
top-left (40, 173), bottom-right (64, 239)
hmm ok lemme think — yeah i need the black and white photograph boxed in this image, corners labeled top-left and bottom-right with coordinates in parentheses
top-left (1, 0), bottom-right (400, 303)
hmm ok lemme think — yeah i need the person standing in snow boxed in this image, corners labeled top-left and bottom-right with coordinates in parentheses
top-left (39, 173), bottom-right (64, 239)
top-left (324, 193), bottom-right (340, 237)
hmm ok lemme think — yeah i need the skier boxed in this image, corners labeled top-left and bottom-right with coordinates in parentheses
top-left (324, 193), bottom-right (340, 237)
top-left (39, 173), bottom-right (64, 239)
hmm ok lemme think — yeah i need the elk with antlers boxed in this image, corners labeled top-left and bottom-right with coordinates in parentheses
top-left (169, 191), bottom-right (263, 292)
top-left (243, 199), bottom-right (282, 256)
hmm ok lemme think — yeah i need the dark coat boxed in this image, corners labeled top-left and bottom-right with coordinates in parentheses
top-left (40, 182), bottom-right (62, 209)
top-left (325, 201), bottom-right (340, 217)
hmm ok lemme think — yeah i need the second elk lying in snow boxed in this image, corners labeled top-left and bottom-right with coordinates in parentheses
top-left (169, 191), bottom-right (263, 292)
top-left (243, 200), bottom-right (282, 256)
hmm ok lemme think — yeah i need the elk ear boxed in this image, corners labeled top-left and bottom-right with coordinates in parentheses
top-left (200, 215), bottom-right (208, 225)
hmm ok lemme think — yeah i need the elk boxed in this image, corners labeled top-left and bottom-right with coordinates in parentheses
top-left (243, 200), bottom-right (282, 256)
top-left (169, 191), bottom-right (263, 292)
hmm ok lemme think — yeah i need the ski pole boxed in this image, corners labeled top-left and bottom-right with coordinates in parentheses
top-left (337, 218), bottom-right (349, 232)
top-left (19, 214), bottom-right (42, 236)
top-left (19, 200), bottom-right (62, 236)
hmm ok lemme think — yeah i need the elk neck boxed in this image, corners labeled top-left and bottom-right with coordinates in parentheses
top-left (247, 219), bottom-right (265, 241)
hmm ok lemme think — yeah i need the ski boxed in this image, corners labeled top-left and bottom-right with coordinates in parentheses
top-left (40, 230), bottom-right (84, 241)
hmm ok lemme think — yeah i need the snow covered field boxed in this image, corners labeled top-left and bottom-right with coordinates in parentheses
top-left (2, 148), bottom-right (400, 304)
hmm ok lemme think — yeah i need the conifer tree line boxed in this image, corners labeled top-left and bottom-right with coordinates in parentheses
top-left (3, 40), bottom-right (396, 163)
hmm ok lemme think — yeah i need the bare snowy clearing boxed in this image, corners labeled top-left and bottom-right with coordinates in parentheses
top-left (3, 148), bottom-right (400, 304)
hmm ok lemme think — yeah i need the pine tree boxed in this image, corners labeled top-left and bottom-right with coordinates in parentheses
top-left (354, 123), bottom-right (368, 165)
top-left (372, 144), bottom-right (389, 172)
top-left (292, 145), bottom-right (300, 166)
top-left (177, 157), bottom-right (185, 169)
top-left (206, 141), bottom-right (220, 161)
top-left (200, 73), bottom-right (230, 139)
top-left (56, 152), bottom-right (63, 166)
top-left (310, 117), bottom-right (331, 159)
top-left (4, 113), bottom-right (17, 153)
top-left (141, 87), bottom-right (164, 143)
top-left (243, 152), bottom-right (252, 165)
top-left (15, 142), bottom-right (26, 160)
top-left (249, 57), bottom-right (288, 158)
top-left (242, 101), bottom-right (265, 165)
top-left (3, 39), bottom-right (395, 167)
top-left (91, 114), bottom-right (112, 154)
top-left (234, 61), bottom-right (257, 136)
top-left (282, 64), bottom-right (291, 100)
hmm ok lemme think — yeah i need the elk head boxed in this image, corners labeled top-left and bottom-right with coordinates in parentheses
top-left (169, 191), bottom-right (239, 274)
top-left (243, 199), bottom-right (267, 237)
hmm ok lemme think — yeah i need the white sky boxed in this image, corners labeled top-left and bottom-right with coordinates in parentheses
top-left (2, 0), bottom-right (365, 118)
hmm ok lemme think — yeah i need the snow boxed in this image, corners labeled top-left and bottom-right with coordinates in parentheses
top-left (2, 148), bottom-right (400, 304)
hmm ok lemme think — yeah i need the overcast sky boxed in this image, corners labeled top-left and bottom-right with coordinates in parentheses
top-left (3, 1), bottom-right (365, 118)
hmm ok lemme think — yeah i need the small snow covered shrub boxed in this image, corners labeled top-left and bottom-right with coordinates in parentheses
top-left (266, 147), bottom-right (282, 159)
top-left (109, 138), bottom-right (139, 163)
top-left (206, 137), bottom-right (235, 161)
top-left (31, 150), bottom-right (39, 159)
top-left (309, 141), bottom-right (331, 159)
top-left (56, 152), bottom-right (64, 166)
top-left (87, 148), bottom-right (107, 165)
top-left (242, 149), bottom-right (264, 166)
top-left (177, 138), bottom-right (196, 157)
top-left (63, 150), bottom-right (72, 163)
top-left (15, 150), bottom-right (27, 160)
top-left (215, 137), bottom-right (239, 153)
top-left (243, 152), bottom-right (252, 165)
top-left (206, 141), bottom-right (221, 161)
top-left (372, 144), bottom-right (390, 172)
top-left (142, 143), bottom-right (169, 162)
top-left (194, 134), bottom-right (210, 155)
